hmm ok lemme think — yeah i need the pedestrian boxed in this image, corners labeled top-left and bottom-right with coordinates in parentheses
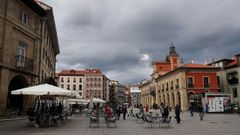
top-left (159, 103), bottom-right (164, 117)
top-left (145, 105), bottom-right (149, 113)
top-left (116, 106), bottom-right (122, 120)
top-left (163, 106), bottom-right (169, 122)
top-left (198, 104), bottom-right (204, 121)
top-left (122, 105), bottom-right (128, 120)
top-left (175, 105), bottom-right (182, 124)
top-left (139, 104), bottom-right (144, 116)
top-left (189, 104), bottom-right (193, 117)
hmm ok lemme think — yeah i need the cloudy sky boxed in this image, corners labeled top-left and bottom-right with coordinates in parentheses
top-left (43, 0), bottom-right (240, 84)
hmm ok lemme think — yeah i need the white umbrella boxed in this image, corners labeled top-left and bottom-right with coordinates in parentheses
top-left (87, 98), bottom-right (106, 103)
top-left (11, 83), bottom-right (74, 97)
top-left (68, 98), bottom-right (88, 104)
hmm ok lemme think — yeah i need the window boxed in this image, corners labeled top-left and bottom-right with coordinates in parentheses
top-left (79, 85), bottom-right (82, 90)
top-left (20, 11), bottom-right (29, 24)
top-left (162, 84), bottom-right (164, 92)
top-left (233, 87), bottom-right (238, 97)
top-left (176, 79), bottom-right (179, 89)
top-left (67, 84), bottom-right (70, 90)
top-left (217, 76), bottom-right (220, 85)
top-left (73, 85), bottom-right (76, 90)
top-left (79, 92), bottom-right (82, 96)
top-left (17, 41), bottom-right (27, 67)
top-left (203, 77), bottom-right (210, 88)
top-left (67, 78), bottom-right (70, 83)
top-left (61, 77), bottom-right (64, 83)
top-left (61, 84), bottom-right (64, 88)
top-left (170, 81), bottom-right (173, 90)
top-left (73, 78), bottom-right (76, 83)
top-left (166, 83), bottom-right (169, 91)
top-left (187, 77), bottom-right (194, 88)
top-left (79, 78), bottom-right (82, 83)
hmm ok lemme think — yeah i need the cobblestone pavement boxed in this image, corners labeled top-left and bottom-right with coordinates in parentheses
top-left (0, 111), bottom-right (240, 135)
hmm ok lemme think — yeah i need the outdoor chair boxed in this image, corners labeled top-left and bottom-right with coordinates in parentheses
top-left (51, 115), bottom-right (62, 127)
top-left (136, 113), bottom-right (144, 123)
top-left (107, 115), bottom-right (118, 128)
top-left (160, 116), bottom-right (172, 128)
top-left (143, 115), bottom-right (154, 128)
top-left (130, 112), bottom-right (137, 120)
top-left (89, 114), bottom-right (99, 128)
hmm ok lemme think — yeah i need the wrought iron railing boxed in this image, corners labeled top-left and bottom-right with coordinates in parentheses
top-left (15, 55), bottom-right (33, 71)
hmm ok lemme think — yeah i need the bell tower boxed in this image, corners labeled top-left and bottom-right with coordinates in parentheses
top-left (166, 43), bottom-right (180, 70)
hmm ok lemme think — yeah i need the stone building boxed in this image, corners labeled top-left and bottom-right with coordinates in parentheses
top-left (209, 54), bottom-right (240, 106)
top-left (140, 45), bottom-right (220, 111)
top-left (0, 0), bottom-right (59, 116)
top-left (57, 69), bottom-right (109, 101)
top-left (155, 63), bottom-right (220, 111)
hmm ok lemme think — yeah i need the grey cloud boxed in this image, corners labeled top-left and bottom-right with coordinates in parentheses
top-left (44, 0), bottom-right (240, 84)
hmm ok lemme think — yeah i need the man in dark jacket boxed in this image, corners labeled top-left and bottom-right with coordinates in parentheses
top-left (122, 105), bottom-right (128, 120)
top-left (175, 105), bottom-right (182, 124)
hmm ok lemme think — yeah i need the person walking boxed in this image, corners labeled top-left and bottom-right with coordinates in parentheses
top-left (162, 106), bottom-right (169, 122)
top-left (175, 105), bottom-right (182, 124)
top-left (198, 104), bottom-right (204, 121)
top-left (139, 104), bottom-right (144, 117)
top-left (159, 103), bottom-right (164, 117)
top-left (116, 106), bottom-right (122, 120)
top-left (122, 105), bottom-right (128, 120)
top-left (189, 104), bottom-right (193, 117)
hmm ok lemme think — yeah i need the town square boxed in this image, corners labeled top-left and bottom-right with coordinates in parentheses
top-left (0, 0), bottom-right (240, 135)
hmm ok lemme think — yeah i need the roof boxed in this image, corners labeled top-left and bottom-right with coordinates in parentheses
top-left (36, 1), bottom-right (60, 55)
top-left (21, 0), bottom-right (47, 16)
top-left (156, 63), bottom-right (220, 81)
top-left (181, 63), bottom-right (218, 69)
top-left (225, 59), bottom-right (238, 68)
top-left (208, 59), bottom-right (234, 65)
top-left (58, 69), bottom-right (102, 76)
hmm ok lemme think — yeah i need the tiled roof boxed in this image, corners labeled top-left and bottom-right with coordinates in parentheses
top-left (58, 69), bottom-right (102, 76)
top-left (181, 63), bottom-right (216, 68)
top-left (225, 59), bottom-right (238, 68)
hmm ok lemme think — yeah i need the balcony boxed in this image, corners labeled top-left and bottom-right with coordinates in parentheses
top-left (187, 83), bottom-right (194, 88)
top-left (175, 85), bottom-right (179, 89)
top-left (15, 55), bottom-right (33, 71)
top-left (227, 72), bottom-right (239, 85)
top-left (228, 77), bottom-right (239, 85)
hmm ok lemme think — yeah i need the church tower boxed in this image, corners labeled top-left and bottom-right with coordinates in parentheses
top-left (166, 43), bottom-right (181, 70)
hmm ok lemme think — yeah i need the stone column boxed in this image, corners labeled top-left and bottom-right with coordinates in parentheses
top-left (169, 92), bottom-right (174, 109)
top-left (0, 69), bottom-right (10, 116)
top-left (180, 89), bottom-right (188, 111)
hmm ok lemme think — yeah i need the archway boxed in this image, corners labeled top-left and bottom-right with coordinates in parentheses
top-left (177, 92), bottom-right (181, 107)
top-left (172, 93), bottom-right (175, 107)
top-left (7, 75), bottom-right (28, 114)
top-left (166, 94), bottom-right (170, 107)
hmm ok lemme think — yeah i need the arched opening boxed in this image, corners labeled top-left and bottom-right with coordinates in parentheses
top-left (163, 95), bottom-right (166, 106)
top-left (172, 93), bottom-right (175, 107)
top-left (7, 75), bottom-right (28, 114)
top-left (166, 94), bottom-right (170, 107)
top-left (177, 92), bottom-right (181, 107)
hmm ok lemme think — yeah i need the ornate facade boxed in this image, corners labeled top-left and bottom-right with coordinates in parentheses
top-left (140, 45), bottom-right (220, 111)
top-left (0, 0), bottom-right (59, 116)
